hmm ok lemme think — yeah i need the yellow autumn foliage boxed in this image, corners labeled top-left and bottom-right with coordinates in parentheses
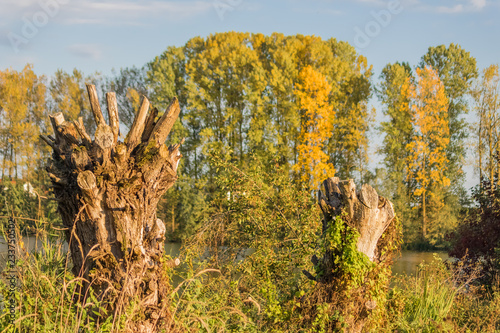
top-left (405, 66), bottom-right (450, 238)
top-left (293, 65), bottom-right (335, 189)
top-left (406, 66), bottom-right (450, 193)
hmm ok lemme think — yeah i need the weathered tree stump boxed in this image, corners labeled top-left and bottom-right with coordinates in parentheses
top-left (302, 177), bottom-right (399, 332)
top-left (41, 85), bottom-right (182, 332)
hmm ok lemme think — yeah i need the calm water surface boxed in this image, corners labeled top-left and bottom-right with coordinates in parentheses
top-left (392, 250), bottom-right (449, 276)
top-left (0, 236), bottom-right (182, 269)
top-left (0, 237), bottom-right (449, 276)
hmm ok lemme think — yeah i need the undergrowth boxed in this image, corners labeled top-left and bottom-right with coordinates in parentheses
top-left (1, 157), bottom-right (500, 331)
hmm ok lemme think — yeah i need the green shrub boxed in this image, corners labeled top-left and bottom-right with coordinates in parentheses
top-left (175, 155), bottom-right (320, 331)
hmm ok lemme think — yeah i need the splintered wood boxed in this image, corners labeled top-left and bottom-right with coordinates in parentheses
top-left (41, 84), bottom-right (182, 333)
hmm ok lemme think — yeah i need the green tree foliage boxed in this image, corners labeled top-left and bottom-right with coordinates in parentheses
top-left (49, 69), bottom-right (104, 136)
top-left (471, 64), bottom-right (500, 192)
top-left (328, 41), bottom-right (373, 181)
top-left (147, 46), bottom-right (186, 110)
top-left (184, 32), bottom-right (267, 173)
top-left (147, 47), bottom-right (200, 241)
top-left (380, 65), bottom-right (452, 246)
top-left (146, 33), bottom-right (372, 239)
top-left (406, 66), bottom-right (451, 244)
top-left (419, 44), bottom-right (478, 204)
top-left (379, 44), bottom-right (478, 248)
top-left (179, 155), bottom-right (321, 331)
top-left (0, 65), bottom-right (46, 180)
top-left (49, 69), bottom-right (94, 130)
top-left (377, 62), bottom-right (415, 239)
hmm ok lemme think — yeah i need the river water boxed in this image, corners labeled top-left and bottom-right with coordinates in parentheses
top-left (391, 250), bottom-right (448, 275)
top-left (0, 237), bottom-right (448, 276)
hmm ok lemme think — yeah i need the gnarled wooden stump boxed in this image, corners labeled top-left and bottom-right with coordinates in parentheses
top-left (318, 177), bottom-right (395, 263)
top-left (302, 177), bottom-right (398, 332)
top-left (41, 84), bottom-right (182, 333)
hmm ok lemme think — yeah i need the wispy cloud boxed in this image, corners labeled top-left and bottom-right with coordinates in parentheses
top-left (328, 0), bottom-right (489, 13)
top-left (3, 0), bottom-right (39, 8)
top-left (63, 0), bottom-right (213, 24)
top-left (421, 0), bottom-right (489, 14)
top-left (0, 0), bottom-right (214, 28)
top-left (354, 0), bottom-right (387, 6)
top-left (436, 4), bottom-right (464, 13)
top-left (292, 7), bottom-right (343, 15)
top-left (67, 43), bottom-right (102, 60)
top-left (470, 0), bottom-right (487, 10)
top-left (347, 0), bottom-right (420, 7)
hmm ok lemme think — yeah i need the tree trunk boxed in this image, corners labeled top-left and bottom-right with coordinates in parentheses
top-left (422, 189), bottom-right (427, 239)
top-left (302, 177), bottom-right (398, 332)
top-left (489, 117), bottom-right (494, 194)
top-left (41, 85), bottom-right (182, 333)
top-left (171, 204), bottom-right (175, 234)
top-left (316, 178), bottom-right (395, 262)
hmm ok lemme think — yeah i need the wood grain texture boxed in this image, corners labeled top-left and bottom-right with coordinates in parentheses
top-left (86, 84), bottom-right (105, 126)
top-left (106, 92), bottom-right (120, 143)
top-left (41, 89), bottom-right (182, 333)
top-left (126, 95), bottom-right (150, 152)
top-left (149, 97), bottom-right (180, 146)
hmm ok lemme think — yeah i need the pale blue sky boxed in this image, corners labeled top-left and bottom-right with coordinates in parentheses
top-left (0, 0), bottom-right (498, 190)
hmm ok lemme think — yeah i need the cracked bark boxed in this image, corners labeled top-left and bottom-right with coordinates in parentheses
top-left (41, 84), bottom-right (182, 333)
top-left (302, 177), bottom-right (397, 333)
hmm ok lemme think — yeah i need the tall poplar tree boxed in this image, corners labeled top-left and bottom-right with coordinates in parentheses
top-left (293, 65), bottom-right (335, 189)
top-left (471, 64), bottom-right (500, 194)
top-left (50, 69), bottom-right (89, 121)
top-left (406, 66), bottom-right (450, 242)
top-left (0, 65), bottom-right (46, 180)
top-left (377, 62), bottom-right (415, 240)
top-left (420, 44), bottom-right (477, 203)
top-left (184, 32), bottom-right (265, 172)
top-left (326, 41), bottom-right (373, 181)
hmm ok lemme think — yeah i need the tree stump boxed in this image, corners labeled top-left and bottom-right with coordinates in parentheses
top-left (302, 177), bottom-right (399, 332)
top-left (41, 85), bottom-right (182, 332)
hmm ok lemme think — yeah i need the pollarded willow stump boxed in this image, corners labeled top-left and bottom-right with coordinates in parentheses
top-left (318, 177), bottom-right (395, 263)
top-left (41, 84), bottom-right (182, 333)
top-left (302, 177), bottom-right (398, 333)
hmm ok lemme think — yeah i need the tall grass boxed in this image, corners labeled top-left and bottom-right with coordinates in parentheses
top-left (0, 226), bottom-right (117, 332)
top-left (387, 254), bottom-right (496, 332)
top-left (2, 186), bottom-right (500, 331)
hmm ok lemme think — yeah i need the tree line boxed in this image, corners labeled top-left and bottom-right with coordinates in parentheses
top-left (0, 32), bottom-right (496, 248)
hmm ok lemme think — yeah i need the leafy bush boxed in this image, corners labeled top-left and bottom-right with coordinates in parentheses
top-left (449, 178), bottom-right (500, 285)
top-left (0, 180), bottom-right (60, 235)
top-left (174, 155), bottom-right (320, 331)
top-left (175, 155), bottom-right (401, 332)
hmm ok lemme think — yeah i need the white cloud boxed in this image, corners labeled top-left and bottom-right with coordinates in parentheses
top-left (436, 4), bottom-right (464, 13)
top-left (422, 0), bottom-right (489, 14)
top-left (63, 0), bottom-right (213, 24)
top-left (354, 0), bottom-right (386, 5)
top-left (0, 0), bottom-right (213, 28)
top-left (67, 43), bottom-right (102, 60)
top-left (3, 0), bottom-right (39, 8)
top-left (292, 7), bottom-right (343, 15)
top-left (342, 0), bottom-right (489, 13)
top-left (470, 0), bottom-right (487, 10)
